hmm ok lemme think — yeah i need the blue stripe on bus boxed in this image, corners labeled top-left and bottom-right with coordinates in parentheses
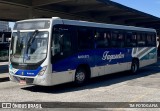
top-left (15, 66), bottom-right (42, 77)
top-left (52, 48), bottom-right (133, 72)
top-left (52, 48), bottom-right (157, 72)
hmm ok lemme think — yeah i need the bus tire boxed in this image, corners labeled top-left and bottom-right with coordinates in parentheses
top-left (74, 68), bottom-right (87, 86)
top-left (131, 60), bottom-right (139, 74)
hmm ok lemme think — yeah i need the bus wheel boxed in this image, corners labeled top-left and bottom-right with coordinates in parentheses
top-left (74, 68), bottom-right (87, 86)
top-left (131, 60), bottom-right (139, 74)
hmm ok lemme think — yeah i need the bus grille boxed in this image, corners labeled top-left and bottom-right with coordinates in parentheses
top-left (12, 63), bottom-right (39, 70)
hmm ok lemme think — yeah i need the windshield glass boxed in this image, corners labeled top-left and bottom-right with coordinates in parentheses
top-left (10, 31), bottom-right (48, 64)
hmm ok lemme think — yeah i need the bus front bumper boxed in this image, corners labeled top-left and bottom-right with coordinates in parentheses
top-left (9, 74), bottom-right (51, 86)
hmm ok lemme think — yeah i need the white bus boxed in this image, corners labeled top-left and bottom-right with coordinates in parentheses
top-left (9, 17), bottom-right (157, 86)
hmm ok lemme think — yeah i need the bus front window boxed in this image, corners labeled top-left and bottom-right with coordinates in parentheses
top-left (10, 31), bottom-right (48, 64)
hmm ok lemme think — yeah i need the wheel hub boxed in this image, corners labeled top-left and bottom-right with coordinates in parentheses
top-left (76, 72), bottom-right (85, 82)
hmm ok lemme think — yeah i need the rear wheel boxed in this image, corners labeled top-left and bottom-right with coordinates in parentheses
top-left (74, 68), bottom-right (87, 86)
top-left (131, 60), bottom-right (139, 74)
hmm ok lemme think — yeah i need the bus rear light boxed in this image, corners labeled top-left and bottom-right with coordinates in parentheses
top-left (38, 66), bottom-right (47, 76)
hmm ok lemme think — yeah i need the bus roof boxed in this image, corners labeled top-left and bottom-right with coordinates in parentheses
top-left (17, 18), bottom-right (52, 22)
top-left (17, 17), bottom-right (156, 33)
top-left (60, 18), bottom-right (156, 33)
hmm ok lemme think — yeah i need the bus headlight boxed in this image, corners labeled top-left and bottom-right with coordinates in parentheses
top-left (38, 66), bottom-right (47, 76)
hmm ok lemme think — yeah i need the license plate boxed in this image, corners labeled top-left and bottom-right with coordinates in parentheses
top-left (20, 80), bottom-right (26, 85)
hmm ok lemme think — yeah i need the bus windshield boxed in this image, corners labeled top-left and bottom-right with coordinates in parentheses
top-left (10, 31), bottom-right (48, 64)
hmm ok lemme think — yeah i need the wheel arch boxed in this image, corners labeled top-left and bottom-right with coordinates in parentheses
top-left (132, 57), bottom-right (139, 65)
top-left (76, 64), bottom-right (91, 79)
top-left (131, 57), bottom-right (140, 73)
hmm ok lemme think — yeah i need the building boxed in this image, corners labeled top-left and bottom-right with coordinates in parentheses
top-left (0, 21), bottom-right (11, 32)
top-left (0, 21), bottom-right (11, 43)
top-left (0, 32), bottom-right (11, 43)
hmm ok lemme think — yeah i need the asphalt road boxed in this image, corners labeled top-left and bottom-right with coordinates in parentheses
top-left (0, 62), bottom-right (160, 111)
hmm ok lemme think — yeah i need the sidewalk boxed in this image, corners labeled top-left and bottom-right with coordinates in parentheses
top-left (0, 62), bottom-right (9, 82)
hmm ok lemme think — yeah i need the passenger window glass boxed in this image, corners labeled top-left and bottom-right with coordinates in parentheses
top-left (126, 32), bottom-right (137, 47)
top-left (111, 31), bottom-right (124, 48)
top-left (52, 26), bottom-right (72, 55)
top-left (146, 34), bottom-right (156, 46)
top-left (117, 33), bottom-right (124, 48)
top-left (151, 34), bottom-right (156, 46)
top-left (95, 30), bottom-right (111, 48)
top-left (78, 28), bottom-right (93, 49)
top-left (111, 32), bottom-right (118, 47)
top-left (146, 34), bottom-right (153, 46)
top-left (137, 33), bottom-right (146, 47)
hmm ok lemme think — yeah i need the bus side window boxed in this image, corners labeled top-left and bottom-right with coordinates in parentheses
top-left (125, 32), bottom-right (137, 47)
top-left (151, 34), bottom-right (156, 47)
top-left (126, 33), bottom-right (131, 47)
top-left (104, 32), bottom-right (111, 48)
top-left (61, 31), bottom-right (72, 52)
top-left (52, 28), bottom-right (61, 55)
top-left (146, 34), bottom-right (152, 46)
top-left (52, 26), bottom-right (72, 55)
top-left (131, 33), bottom-right (137, 47)
top-left (77, 27), bottom-right (93, 50)
top-left (137, 33), bottom-right (146, 47)
top-left (95, 30), bottom-right (111, 48)
top-left (117, 33), bottom-right (124, 48)
top-left (111, 31), bottom-right (124, 48)
top-left (111, 32), bottom-right (118, 48)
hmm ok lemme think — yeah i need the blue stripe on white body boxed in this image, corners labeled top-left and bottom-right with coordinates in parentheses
top-left (52, 47), bottom-right (156, 72)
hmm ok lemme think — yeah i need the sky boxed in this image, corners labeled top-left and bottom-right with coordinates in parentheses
top-left (111, 0), bottom-right (160, 17)
top-left (9, 0), bottom-right (160, 29)
top-left (9, 22), bottom-right (15, 30)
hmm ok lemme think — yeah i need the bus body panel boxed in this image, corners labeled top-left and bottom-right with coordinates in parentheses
top-left (50, 47), bottom-right (157, 85)
top-left (9, 17), bottom-right (157, 86)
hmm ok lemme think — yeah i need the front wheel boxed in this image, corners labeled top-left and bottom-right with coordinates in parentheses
top-left (74, 68), bottom-right (87, 86)
top-left (131, 60), bottom-right (139, 74)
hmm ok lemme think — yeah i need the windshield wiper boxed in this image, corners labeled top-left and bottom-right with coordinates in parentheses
top-left (27, 30), bottom-right (39, 47)
top-left (25, 30), bottom-right (39, 61)
top-left (26, 30), bottom-right (39, 52)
